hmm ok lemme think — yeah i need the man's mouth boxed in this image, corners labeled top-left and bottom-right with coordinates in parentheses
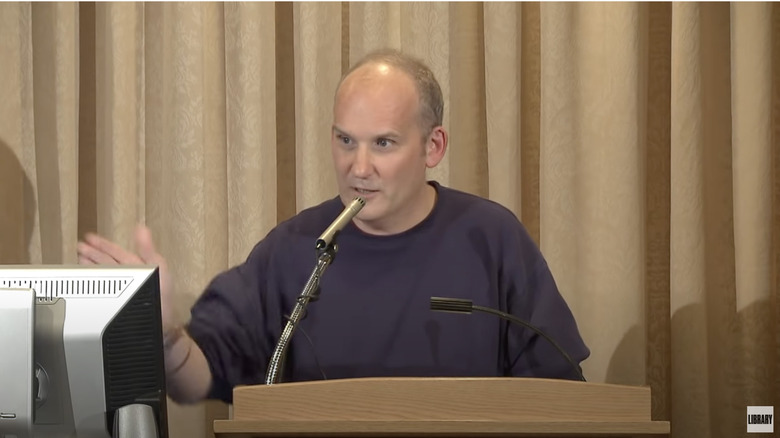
top-left (353, 187), bottom-right (379, 195)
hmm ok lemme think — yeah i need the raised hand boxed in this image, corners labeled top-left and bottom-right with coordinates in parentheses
top-left (77, 225), bottom-right (175, 333)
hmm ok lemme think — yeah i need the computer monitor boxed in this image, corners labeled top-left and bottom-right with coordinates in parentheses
top-left (0, 265), bottom-right (169, 438)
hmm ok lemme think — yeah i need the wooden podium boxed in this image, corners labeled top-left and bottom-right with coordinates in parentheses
top-left (213, 377), bottom-right (669, 437)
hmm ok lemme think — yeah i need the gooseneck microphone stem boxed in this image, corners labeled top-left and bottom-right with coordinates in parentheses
top-left (265, 197), bottom-right (365, 385)
top-left (430, 297), bottom-right (586, 382)
top-left (265, 247), bottom-right (335, 385)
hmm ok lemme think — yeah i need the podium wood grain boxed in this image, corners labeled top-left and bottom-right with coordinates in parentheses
top-left (214, 378), bottom-right (669, 438)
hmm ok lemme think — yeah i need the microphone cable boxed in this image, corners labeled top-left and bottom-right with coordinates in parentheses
top-left (430, 296), bottom-right (586, 382)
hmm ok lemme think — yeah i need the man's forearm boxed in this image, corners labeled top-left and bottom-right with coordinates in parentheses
top-left (164, 330), bottom-right (212, 404)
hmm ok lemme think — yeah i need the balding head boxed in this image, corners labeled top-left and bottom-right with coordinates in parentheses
top-left (335, 49), bottom-right (444, 134)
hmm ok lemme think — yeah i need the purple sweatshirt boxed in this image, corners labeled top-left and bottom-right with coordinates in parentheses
top-left (188, 182), bottom-right (589, 402)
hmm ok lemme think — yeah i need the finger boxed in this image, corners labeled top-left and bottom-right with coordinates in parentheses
top-left (82, 233), bottom-right (143, 265)
top-left (77, 253), bottom-right (97, 265)
top-left (135, 225), bottom-right (163, 265)
top-left (77, 241), bottom-right (120, 265)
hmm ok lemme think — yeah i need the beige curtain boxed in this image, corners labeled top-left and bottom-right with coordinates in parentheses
top-left (1, 2), bottom-right (777, 437)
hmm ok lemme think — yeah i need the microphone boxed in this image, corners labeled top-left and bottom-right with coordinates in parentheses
top-left (315, 197), bottom-right (365, 250)
top-left (430, 296), bottom-right (586, 381)
top-left (266, 196), bottom-right (366, 385)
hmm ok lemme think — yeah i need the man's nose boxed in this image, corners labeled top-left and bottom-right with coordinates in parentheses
top-left (352, 145), bottom-right (373, 178)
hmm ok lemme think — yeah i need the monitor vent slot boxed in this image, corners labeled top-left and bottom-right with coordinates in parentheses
top-left (0, 278), bottom-right (131, 301)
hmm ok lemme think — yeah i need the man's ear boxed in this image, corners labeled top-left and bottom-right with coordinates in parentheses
top-left (425, 126), bottom-right (448, 168)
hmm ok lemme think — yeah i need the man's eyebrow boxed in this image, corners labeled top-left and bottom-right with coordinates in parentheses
top-left (332, 126), bottom-right (350, 136)
top-left (332, 126), bottom-right (401, 140)
top-left (374, 131), bottom-right (401, 139)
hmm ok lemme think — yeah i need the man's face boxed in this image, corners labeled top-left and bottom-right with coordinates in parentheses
top-left (331, 64), bottom-right (441, 235)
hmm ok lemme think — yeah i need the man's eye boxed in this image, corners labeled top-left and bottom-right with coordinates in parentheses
top-left (376, 138), bottom-right (392, 148)
top-left (337, 135), bottom-right (352, 145)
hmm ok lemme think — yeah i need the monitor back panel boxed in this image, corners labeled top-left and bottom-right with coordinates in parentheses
top-left (0, 288), bottom-right (35, 438)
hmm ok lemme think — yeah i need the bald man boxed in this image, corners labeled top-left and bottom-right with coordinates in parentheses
top-left (78, 49), bottom-right (589, 404)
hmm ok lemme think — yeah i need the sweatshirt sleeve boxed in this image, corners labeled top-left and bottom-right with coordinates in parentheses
top-left (186, 231), bottom-right (281, 403)
top-left (500, 220), bottom-right (590, 380)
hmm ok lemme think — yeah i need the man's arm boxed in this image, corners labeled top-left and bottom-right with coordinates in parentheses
top-left (163, 328), bottom-right (212, 403)
top-left (77, 225), bottom-right (213, 404)
top-left (499, 218), bottom-right (590, 379)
